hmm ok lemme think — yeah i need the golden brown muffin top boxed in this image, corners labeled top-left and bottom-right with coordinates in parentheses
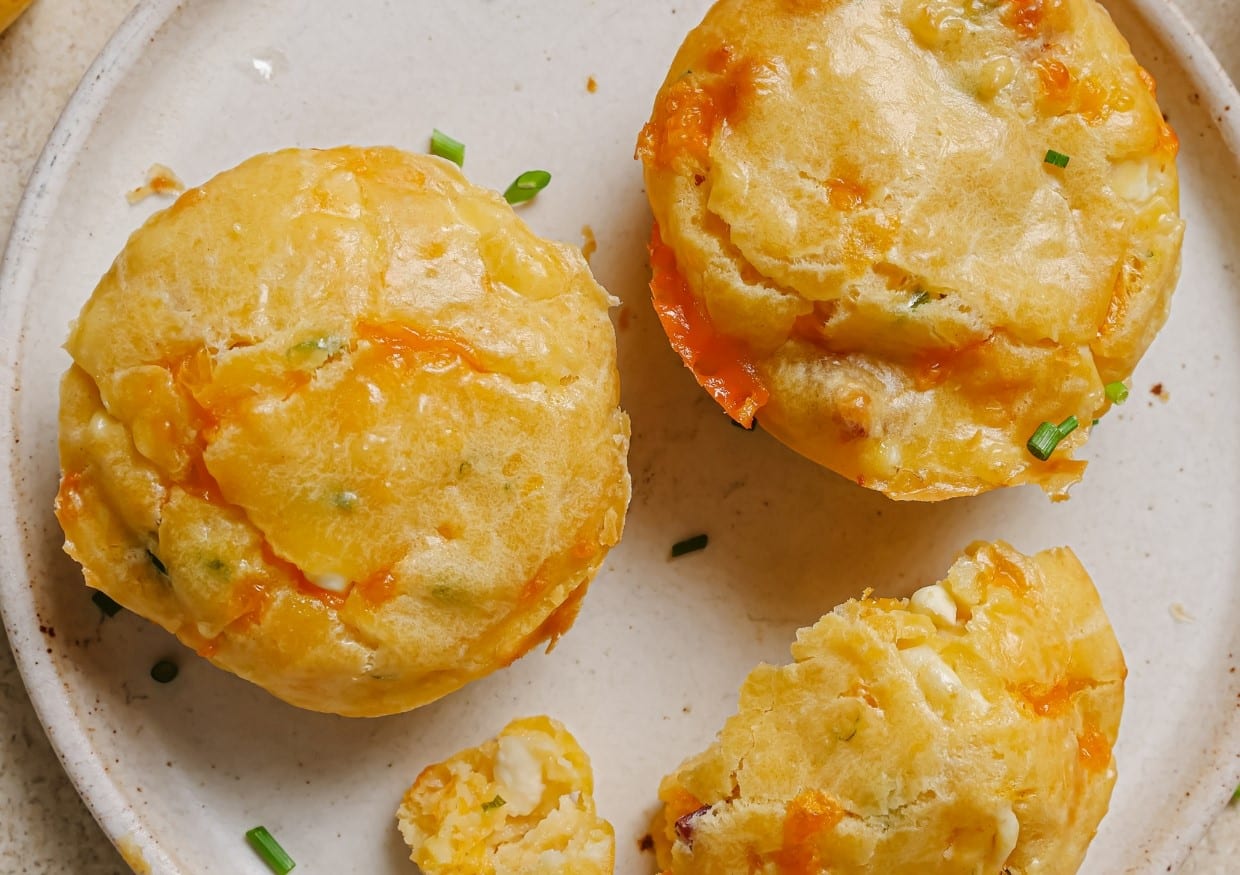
top-left (58, 147), bottom-right (630, 716)
top-left (639, 0), bottom-right (1182, 499)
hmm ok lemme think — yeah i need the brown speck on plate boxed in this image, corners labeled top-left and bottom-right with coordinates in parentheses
top-left (581, 224), bottom-right (597, 262)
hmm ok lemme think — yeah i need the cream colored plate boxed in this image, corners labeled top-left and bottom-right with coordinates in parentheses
top-left (1, 1), bottom-right (1238, 872)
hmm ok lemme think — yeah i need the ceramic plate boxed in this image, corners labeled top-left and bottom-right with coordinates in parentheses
top-left (2, 1), bottom-right (1238, 872)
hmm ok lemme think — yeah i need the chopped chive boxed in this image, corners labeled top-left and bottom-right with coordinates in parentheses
top-left (1232, 784), bottom-right (1240, 805)
top-left (150, 660), bottom-right (178, 684)
top-left (146, 549), bottom-right (167, 575)
top-left (1027, 423), bottom-right (1060, 460)
top-left (503, 170), bottom-right (552, 205)
top-left (910, 291), bottom-right (931, 309)
top-left (481, 794), bottom-right (507, 811)
top-left (1092, 419), bottom-right (1100, 427)
top-left (1044, 149), bottom-right (1071, 168)
top-left (288, 335), bottom-right (344, 365)
top-left (1027, 416), bottom-right (1080, 461)
top-left (290, 335), bottom-right (340, 354)
top-left (671, 534), bottom-right (709, 558)
top-left (1104, 381), bottom-right (1129, 404)
top-left (430, 129), bottom-right (465, 166)
top-left (246, 826), bottom-right (296, 875)
top-left (91, 591), bottom-right (122, 617)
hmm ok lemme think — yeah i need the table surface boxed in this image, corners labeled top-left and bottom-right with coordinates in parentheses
top-left (1, 1), bottom-right (1237, 873)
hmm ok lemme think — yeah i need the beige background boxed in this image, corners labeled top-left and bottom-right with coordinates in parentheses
top-left (0, 1), bottom-right (1236, 872)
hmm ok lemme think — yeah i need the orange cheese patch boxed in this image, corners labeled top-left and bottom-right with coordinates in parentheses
top-left (1018, 677), bottom-right (1092, 716)
top-left (772, 790), bottom-right (845, 874)
top-left (636, 45), bottom-right (760, 171)
top-left (647, 224), bottom-right (769, 427)
top-left (1076, 720), bottom-right (1112, 772)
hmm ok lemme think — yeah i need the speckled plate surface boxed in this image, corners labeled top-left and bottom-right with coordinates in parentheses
top-left (0, 1), bottom-right (1237, 873)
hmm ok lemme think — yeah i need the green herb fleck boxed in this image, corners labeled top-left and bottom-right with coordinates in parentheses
top-left (482, 795), bottom-right (507, 812)
top-left (246, 825), bottom-right (296, 875)
top-left (1104, 381), bottom-right (1129, 404)
top-left (146, 550), bottom-right (168, 576)
top-left (430, 129), bottom-right (466, 166)
top-left (910, 291), bottom-right (931, 309)
top-left (91, 591), bottom-right (122, 617)
top-left (1092, 419), bottom-right (1100, 427)
top-left (1044, 149), bottom-right (1071, 168)
top-left (150, 660), bottom-right (178, 684)
top-left (1026, 416), bottom-right (1080, 461)
top-left (1232, 784), bottom-right (1240, 805)
top-left (503, 170), bottom-right (552, 205)
top-left (290, 336), bottom-right (335, 354)
top-left (288, 335), bottom-right (344, 367)
top-left (332, 491), bottom-right (359, 511)
top-left (671, 534), bottom-right (709, 558)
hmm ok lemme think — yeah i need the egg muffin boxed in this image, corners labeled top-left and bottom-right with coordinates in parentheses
top-left (397, 716), bottom-right (615, 874)
top-left (652, 541), bottom-right (1125, 874)
top-left (638, 0), bottom-right (1183, 500)
top-left (56, 147), bottom-right (631, 717)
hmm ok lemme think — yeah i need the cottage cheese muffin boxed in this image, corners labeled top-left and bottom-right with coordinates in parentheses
top-left (653, 541), bottom-right (1125, 874)
top-left (398, 716), bottom-right (615, 874)
top-left (56, 147), bottom-right (630, 717)
top-left (638, 0), bottom-right (1183, 500)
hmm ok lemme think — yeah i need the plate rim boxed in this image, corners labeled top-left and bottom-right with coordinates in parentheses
top-left (1, 0), bottom-right (1238, 872)
top-left (0, 3), bottom-right (189, 871)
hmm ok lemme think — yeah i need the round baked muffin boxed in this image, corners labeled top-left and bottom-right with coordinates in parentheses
top-left (638, 0), bottom-right (1183, 500)
top-left (652, 541), bottom-right (1125, 874)
top-left (56, 147), bottom-right (631, 717)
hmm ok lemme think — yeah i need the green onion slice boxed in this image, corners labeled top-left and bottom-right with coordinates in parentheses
top-left (1044, 149), bottom-right (1071, 168)
top-left (503, 170), bottom-right (552, 205)
top-left (1027, 416), bottom-right (1080, 461)
top-left (150, 660), bottom-right (178, 684)
top-left (91, 591), bottom-right (122, 617)
top-left (910, 291), bottom-right (931, 309)
top-left (246, 826), bottom-right (296, 875)
top-left (1104, 381), bottom-right (1129, 404)
top-left (430, 129), bottom-right (465, 166)
top-left (482, 794), bottom-right (507, 811)
top-left (671, 534), bottom-right (709, 558)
